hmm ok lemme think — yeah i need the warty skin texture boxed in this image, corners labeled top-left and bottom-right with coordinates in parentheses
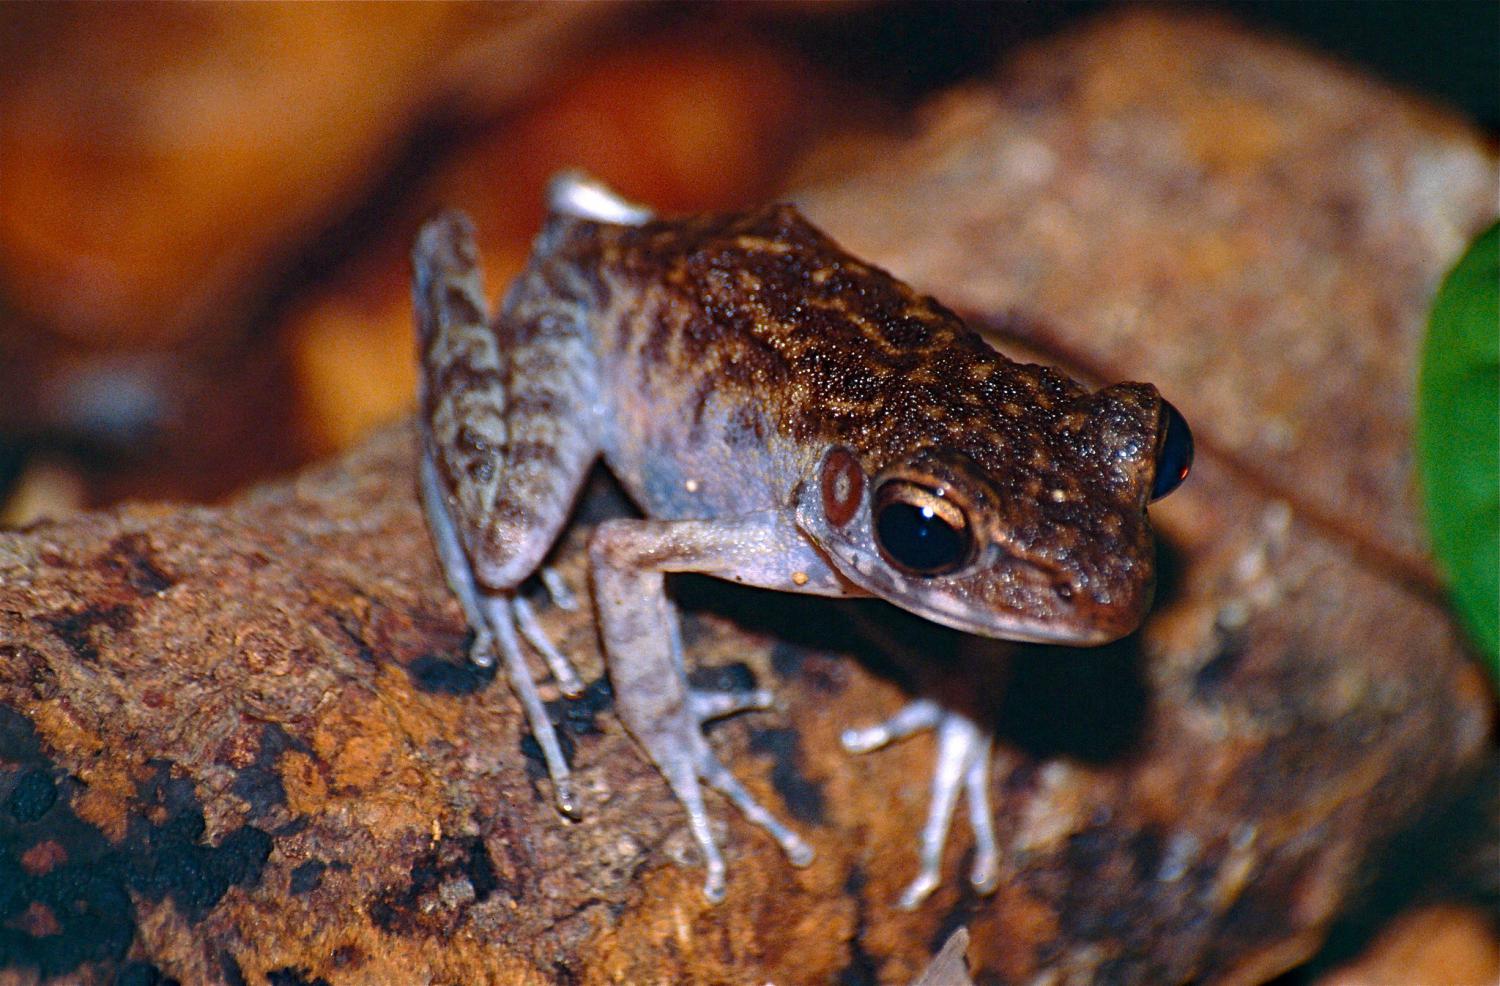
top-left (497, 200), bottom-right (1166, 639)
top-left (414, 173), bottom-right (1182, 904)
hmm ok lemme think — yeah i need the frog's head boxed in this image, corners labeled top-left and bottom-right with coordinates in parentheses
top-left (795, 387), bottom-right (1192, 645)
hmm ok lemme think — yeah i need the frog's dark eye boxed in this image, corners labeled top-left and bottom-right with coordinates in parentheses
top-left (1150, 400), bottom-right (1193, 501)
top-left (873, 480), bottom-right (973, 576)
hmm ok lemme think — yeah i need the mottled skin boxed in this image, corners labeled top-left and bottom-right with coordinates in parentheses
top-left (414, 174), bottom-right (1181, 905)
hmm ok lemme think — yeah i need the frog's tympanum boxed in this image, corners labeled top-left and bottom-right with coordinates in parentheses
top-left (414, 173), bottom-right (1192, 906)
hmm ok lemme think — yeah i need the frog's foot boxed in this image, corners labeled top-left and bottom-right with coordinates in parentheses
top-left (654, 721), bottom-right (817, 903)
top-left (473, 595), bottom-right (583, 815)
top-left (643, 682), bottom-right (814, 903)
top-left (842, 699), bottom-right (997, 910)
top-left (675, 683), bottom-right (812, 898)
top-left (421, 452), bottom-right (586, 815)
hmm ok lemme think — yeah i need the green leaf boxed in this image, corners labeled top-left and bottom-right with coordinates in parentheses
top-left (1417, 220), bottom-right (1499, 678)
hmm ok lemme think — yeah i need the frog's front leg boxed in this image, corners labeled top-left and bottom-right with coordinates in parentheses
top-left (414, 211), bottom-right (599, 815)
top-left (589, 511), bottom-right (847, 901)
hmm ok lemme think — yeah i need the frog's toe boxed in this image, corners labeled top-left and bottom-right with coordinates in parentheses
top-left (479, 594), bottom-right (579, 817)
top-left (466, 626), bottom-right (497, 669)
top-left (971, 848), bottom-right (1000, 896)
top-left (963, 740), bottom-right (999, 895)
top-left (840, 698), bottom-right (942, 754)
top-left (511, 594), bottom-right (584, 696)
top-left (702, 858), bottom-right (728, 903)
top-left (689, 685), bottom-right (774, 723)
top-left (898, 867), bottom-right (943, 911)
top-left (697, 749), bottom-right (815, 868)
top-left (539, 565), bottom-right (579, 611)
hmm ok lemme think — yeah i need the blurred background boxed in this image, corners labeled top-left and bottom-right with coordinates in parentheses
top-left (0, 3), bottom-right (1495, 983)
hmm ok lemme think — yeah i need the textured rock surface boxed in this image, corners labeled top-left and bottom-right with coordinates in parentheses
top-left (1, 10), bottom-right (1494, 986)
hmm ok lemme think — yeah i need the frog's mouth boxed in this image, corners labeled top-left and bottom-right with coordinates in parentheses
top-left (908, 587), bottom-right (1130, 646)
top-left (825, 540), bottom-right (1146, 646)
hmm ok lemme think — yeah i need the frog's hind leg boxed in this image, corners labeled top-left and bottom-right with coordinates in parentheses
top-left (419, 453), bottom-right (583, 814)
top-left (414, 211), bottom-right (601, 816)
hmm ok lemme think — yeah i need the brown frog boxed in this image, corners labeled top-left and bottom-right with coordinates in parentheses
top-left (413, 173), bottom-right (1192, 906)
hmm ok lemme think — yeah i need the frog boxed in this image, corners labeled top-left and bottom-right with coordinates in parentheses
top-left (412, 172), bottom-right (1192, 906)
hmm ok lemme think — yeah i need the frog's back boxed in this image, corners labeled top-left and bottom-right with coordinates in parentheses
top-left (518, 203), bottom-right (1088, 520)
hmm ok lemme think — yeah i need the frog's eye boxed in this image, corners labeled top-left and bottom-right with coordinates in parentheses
top-left (1150, 399), bottom-right (1193, 501)
top-left (873, 480), bottom-right (973, 576)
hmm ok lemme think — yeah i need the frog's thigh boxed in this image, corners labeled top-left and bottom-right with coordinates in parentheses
top-left (588, 512), bottom-right (834, 899)
top-left (415, 212), bottom-right (602, 591)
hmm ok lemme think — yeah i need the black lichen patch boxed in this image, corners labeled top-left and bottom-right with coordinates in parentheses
top-left (518, 676), bottom-right (612, 780)
top-left (0, 709), bottom-right (274, 979)
top-left (289, 860), bottom-right (326, 896)
top-left (366, 835), bottom-right (506, 938)
top-left (519, 676), bottom-right (613, 782)
top-left (266, 967), bottom-right (331, 986)
top-left (98, 533), bottom-right (176, 597)
top-left (518, 727), bottom-right (574, 781)
top-left (39, 603), bottom-right (134, 663)
top-left (218, 951), bottom-right (249, 986)
top-left (5, 770), bottom-right (57, 823)
top-left (126, 762), bottom-right (274, 923)
top-left (36, 534), bottom-right (178, 666)
top-left (114, 960), bottom-right (182, 986)
top-left (0, 705), bottom-right (45, 762)
top-left (1, 710), bottom-right (135, 976)
top-left (687, 661), bottom-right (758, 697)
top-left (690, 662), bottom-right (761, 738)
top-left (835, 866), bottom-right (878, 986)
top-left (229, 723), bottom-right (304, 821)
top-left (406, 646), bottom-right (497, 695)
top-left (549, 675), bottom-right (613, 736)
top-left (747, 727), bottom-right (825, 826)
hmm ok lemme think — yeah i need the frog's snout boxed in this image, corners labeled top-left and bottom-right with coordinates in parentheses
top-left (960, 547), bottom-right (1154, 646)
